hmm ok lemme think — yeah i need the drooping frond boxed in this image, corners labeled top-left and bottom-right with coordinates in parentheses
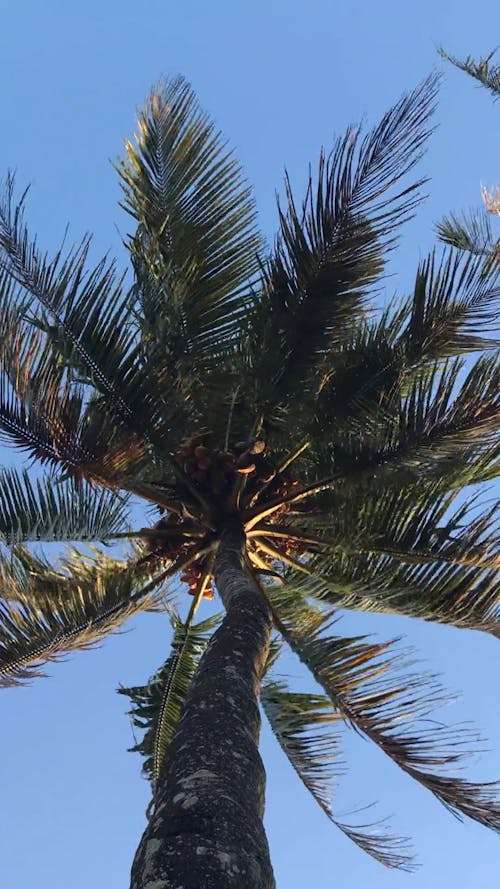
top-left (271, 594), bottom-right (500, 831)
top-left (0, 549), bottom-right (168, 686)
top-left (261, 677), bottom-right (414, 869)
top-left (118, 611), bottom-right (221, 783)
top-left (439, 48), bottom-right (500, 100)
top-left (261, 676), bottom-right (346, 809)
top-left (0, 467), bottom-right (129, 544)
top-left (116, 77), bottom-right (263, 425)
top-left (244, 75), bottom-right (438, 414)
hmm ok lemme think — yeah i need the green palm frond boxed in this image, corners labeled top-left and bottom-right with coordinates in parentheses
top-left (315, 477), bottom-right (499, 568)
top-left (0, 549), bottom-right (168, 686)
top-left (0, 277), bottom-right (93, 475)
top-left (307, 352), bottom-right (499, 488)
top-left (0, 262), bottom-right (169, 483)
top-left (261, 480), bottom-right (499, 633)
top-left (303, 248), bottom-right (499, 451)
top-left (261, 678), bottom-right (414, 870)
top-left (436, 209), bottom-right (499, 261)
top-left (440, 48), bottom-right (500, 100)
top-left (0, 467), bottom-right (129, 544)
top-left (118, 611), bottom-right (221, 783)
top-left (0, 178), bottom-right (180, 451)
top-left (244, 75), bottom-right (438, 414)
top-left (0, 385), bottom-right (85, 477)
top-left (402, 250), bottom-right (499, 360)
top-left (271, 594), bottom-right (500, 831)
top-left (301, 306), bottom-right (406, 441)
top-left (399, 353), bottom-right (498, 465)
top-left (116, 77), bottom-right (263, 418)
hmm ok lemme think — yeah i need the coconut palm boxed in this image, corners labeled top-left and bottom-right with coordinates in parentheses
top-left (0, 74), bottom-right (499, 889)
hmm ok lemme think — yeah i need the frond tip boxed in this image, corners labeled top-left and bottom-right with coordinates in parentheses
top-left (261, 678), bottom-right (415, 869)
top-left (439, 48), bottom-right (500, 100)
top-left (246, 74), bottom-right (439, 411)
top-left (271, 594), bottom-right (500, 833)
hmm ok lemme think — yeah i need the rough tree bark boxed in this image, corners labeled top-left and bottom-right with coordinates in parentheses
top-left (130, 518), bottom-right (276, 889)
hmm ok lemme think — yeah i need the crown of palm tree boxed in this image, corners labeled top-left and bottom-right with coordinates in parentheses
top-left (0, 71), bottom-right (498, 870)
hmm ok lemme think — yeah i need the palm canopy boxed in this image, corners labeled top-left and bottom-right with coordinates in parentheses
top-left (0, 73), bottom-right (499, 870)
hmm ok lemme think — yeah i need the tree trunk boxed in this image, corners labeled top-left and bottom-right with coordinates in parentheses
top-left (130, 518), bottom-right (276, 889)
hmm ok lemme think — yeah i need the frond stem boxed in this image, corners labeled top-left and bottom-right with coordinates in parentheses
top-left (132, 544), bottom-right (216, 600)
top-left (244, 476), bottom-right (337, 529)
top-left (247, 440), bottom-right (311, 509)
top-left (110, 527), bottom-right (207, 541)
top-left (249, 525), bottom-right (498, 569)
top-left (252, 538), bottom-right (347, 599)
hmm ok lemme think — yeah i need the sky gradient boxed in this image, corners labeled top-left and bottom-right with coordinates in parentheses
top-left (0, 2), bottom-right (499, 887)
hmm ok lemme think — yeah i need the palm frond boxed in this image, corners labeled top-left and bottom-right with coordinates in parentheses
top-left (309, 352), bottom-right (499, 489)
top-left (399, 354), bottom-right (498, 467)
top-left (0, 467), bottom-right (129, 544)
top-left (116, 77), bottom-right (263, 416)
top-left (302, 306), bottom-right (406, 439)
top-left (118, 611), bottom-right (221, 783)
top-left (301, 247), bottom-right (499, 456)
top-left (256, 478), bottom-right (499, 633)
top-left (0, 262), bottom-right (168, 483)
top-left (271, 594), bottom-right (500, 831)
top-left (402, 250), bottom-right (499, 361)
top-left (0, 549), bottom-right (168, 686)
top-left (244, 75), bottom-right (438, 413)
top-left (0, 277), bottom-right (95, 475)
top-left (261, 677), bottom-right (414, 870)
top-left (440, 48), bottom-right (500, 100)
top-left (436, 209), bottom-right (499, 262)
top-left (0, 177), bottom-right (180, 451)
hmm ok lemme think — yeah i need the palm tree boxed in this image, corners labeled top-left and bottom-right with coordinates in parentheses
top-left (0, 74), bottom-right (498, 889)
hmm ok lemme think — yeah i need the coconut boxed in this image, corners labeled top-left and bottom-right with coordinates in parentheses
top-left (190, 434), bottom-right (206, 447)
top-left (192, 469), bottom-right (207, 483)
top-left (218, 450), bottom-right (236, 465)
top-left (196, 456), bottom-right (211, 471)
top-left (248, 439), bottom-right (266, 455)
top-left (237, 463), bottom-right (256, 475)
top-left (194, 445), bottom-right (210, 459)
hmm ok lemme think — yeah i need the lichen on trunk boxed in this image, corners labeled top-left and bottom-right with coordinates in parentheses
top-left (130, 518), bottom-right (276, 889)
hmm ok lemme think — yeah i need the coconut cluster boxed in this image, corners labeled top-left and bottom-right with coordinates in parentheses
top-left (179, 564), bottom-right (214, 599)
top-left (174, 433), bottom-right (239, 494)
top-left (140, 512), bottom-right (192, 562)
top-left (173, 433), bottom-right (279, 502)
top-left (141, 434), bottom-right (312, 599)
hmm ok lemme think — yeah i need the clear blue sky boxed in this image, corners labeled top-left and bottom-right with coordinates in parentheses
top-left (0, 2), bottom-right (499, 887)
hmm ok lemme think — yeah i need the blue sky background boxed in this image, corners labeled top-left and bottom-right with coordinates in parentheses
top-left (0, 2), bottom-right (499, 887)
